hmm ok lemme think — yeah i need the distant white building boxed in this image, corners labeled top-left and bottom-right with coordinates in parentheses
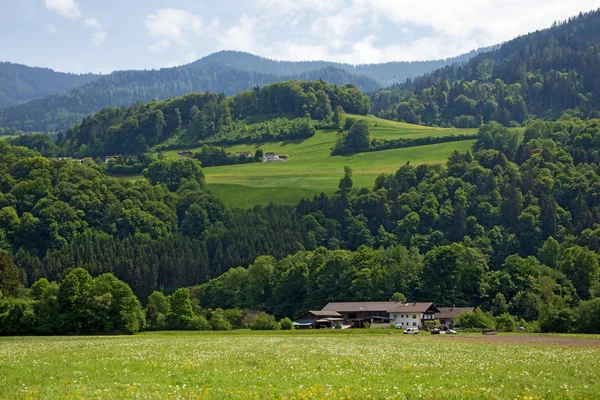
top-left (236, 151), bottom-right (253, 158)
top-left (388, 302), bottom-right (440, 329)
top-left (263, 152), bottom-right (281, 162)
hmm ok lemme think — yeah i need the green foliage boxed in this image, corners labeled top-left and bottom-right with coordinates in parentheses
top-left (344, 119), bottom-right (372, 149)
top-left (494, 312), bottom-right (516, 332)
top-left (455, 309), bottom-right (496, 329)
top-left (249, 312), bottom-right (280, 330)
top-left (0, 252), bottom-right (21, 297)
top-left (145, 158), bottom-right (205, 191)
top-left (389, 292), bottom-right (407, 302)
top-left (167, 288), bottom-right (194, 330)
top-left (9, 134), bottom-right (59, 157)
top-left (279, 317), bottom-right (295, 330)
top-left (209, 309), bottom-right (232, 331)
top-left (1, 269), bottom-right (143, 335)
top-left (574, 298), bottom-right (600, 334)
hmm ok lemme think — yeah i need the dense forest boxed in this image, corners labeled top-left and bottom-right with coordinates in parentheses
top-left (1, 113), bottom-right (600, 333)
top-left (371, 9), bottom-right (600, 127)
top-left (0, 66), bottom-right (377, 133)
top-left (57, 80), bottom-right (370, 157)
top-left (0, 62), bottom-right (99, 109)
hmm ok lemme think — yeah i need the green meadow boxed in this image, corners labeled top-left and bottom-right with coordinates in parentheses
top-left (1, 331), bottom-right (599, 399)
top-left (161, 116), bottom-right (477, 208)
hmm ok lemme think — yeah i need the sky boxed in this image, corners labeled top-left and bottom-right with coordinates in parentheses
top-left (1, 0), bottom-right (598, 74)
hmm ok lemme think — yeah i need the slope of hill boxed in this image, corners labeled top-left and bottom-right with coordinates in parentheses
top-left (182, 116), bottom-right (477, 207)
top-left (0, 62), bottom-right (99, 109)
top-left (371, 8), bottom-right (600, 127)
top-left (189, 49), bottom-right (491, 86)
top-left (0, 65), bottom-right (379, 133)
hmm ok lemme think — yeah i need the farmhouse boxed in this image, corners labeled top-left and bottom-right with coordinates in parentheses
top-left (435, 306), bottom-right (474, 328)
top-left (104, 155), bottom-right (119, 164)
top-left (310, 301), bottom-right (454, 329)
top-left (178, 151), bottom-right (194, 158)
top-left (263, 152), bottom-right (281, 162)
top-left (321, 302), bottom-right (396, 328)
top-left (388, 302), bottom-right (440, 329)
top-left (236, 151), bottom-right (253, 158)
top-left (293, 310), bottom-right (343, 329)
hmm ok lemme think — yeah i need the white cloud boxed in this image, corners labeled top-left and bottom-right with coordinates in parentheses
top-left (145, 8), bottom-right (206, 53)
top-left (45, 0), bottom-right (81, 19)
top-left (84, 18), bottom-right (102, 29)
top-left (219, 16), bottom-right (263, 53)
top-left (46, 24), bottom-right (58, 34)
top-left (361, 0), bottom-right (600, 56)
top-left (91, 31), bottom-right (106, 46)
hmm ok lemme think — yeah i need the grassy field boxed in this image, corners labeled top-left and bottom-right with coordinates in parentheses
top-left (1, 330), bottom-right (599, 399)
top-left (158, 115), bottom-right (477, 208)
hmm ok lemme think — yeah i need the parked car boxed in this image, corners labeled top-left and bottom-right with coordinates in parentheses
top-left (404, 327), bottom-right (419, 334)
top-left (430, 328), bottom-right (441, 334)
top-left (482, 328), bottom-right (497, 335)
top-left (395, 323), bottom-right (404, 330)
top-left (445, 329), bottom-right (457, 334)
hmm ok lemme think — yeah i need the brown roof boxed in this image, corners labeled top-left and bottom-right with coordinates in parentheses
top-left (387, 302), bottom-right (439, 313)
top-left (306, 310), bottom-right (342, 317)
top-left (436, 307), bottom-right (474, 319)
top-left (322, 302), bottom-right (399, 313)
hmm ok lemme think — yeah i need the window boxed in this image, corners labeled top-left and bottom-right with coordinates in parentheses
top-left (393, 314), bottom-right (397, 319)
top-left (400, 314), bottom-right (404, 318)
top-left (413, 314), bottom-right (417, 319)
top-left (413, 322), bottom-right (417, 327)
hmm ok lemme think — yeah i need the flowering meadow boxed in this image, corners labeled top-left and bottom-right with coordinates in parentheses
top-left (1, 331), bottom-right (599, 399)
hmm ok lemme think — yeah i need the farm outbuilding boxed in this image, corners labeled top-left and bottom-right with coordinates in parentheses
top-left (293, 311), bottom-right (343, 329)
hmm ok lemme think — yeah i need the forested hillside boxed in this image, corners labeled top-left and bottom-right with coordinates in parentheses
top-left (2, 114), bottom-right (600, 333)
top-left (58, 80), bottom-right (370, 157)
top-left (0, 62), bottom-right (99, 109)
top-left (0, 66), bottom-right (377, 133)
top-left (188, 49), bottom-right (489, 86)
top-left (371, 9), bottom-right (600, 127)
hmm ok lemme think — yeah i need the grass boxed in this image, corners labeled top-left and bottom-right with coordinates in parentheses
top-left (157, 115), bottom-right (478, 208)
top-left (1, 330), bottom-right (599, 399)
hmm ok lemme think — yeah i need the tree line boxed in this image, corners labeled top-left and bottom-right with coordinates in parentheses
top-left (55, 80), bottom-right (368, 158)
top-left (332, 117), bottom-right (477, 155)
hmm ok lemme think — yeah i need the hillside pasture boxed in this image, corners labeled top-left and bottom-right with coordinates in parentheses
top-left (1, 331), bottom-right (599, 399)
top-left (160, 115), bottom-right (478, 207)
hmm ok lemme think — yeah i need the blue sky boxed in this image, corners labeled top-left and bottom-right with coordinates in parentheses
top-left (1, 0), bottom-right (598, 73)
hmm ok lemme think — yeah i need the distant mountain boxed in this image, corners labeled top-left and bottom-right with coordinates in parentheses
top-left (0, 48), bottom-right (489, 132)
top-left (0, 62), bottom-right (99, 109)
top-left (0, 65), bottom-right (380, 132)
top-left (188, 49), bottom-right (492, 86)
top-left (371, 8), bottom-right (600, 127)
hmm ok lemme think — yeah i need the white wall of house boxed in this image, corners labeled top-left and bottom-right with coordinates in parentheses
top-left (389, 312), bottom-right (421, 328)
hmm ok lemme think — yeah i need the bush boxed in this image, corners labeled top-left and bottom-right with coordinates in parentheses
top-left (424, 320), bottom-right (441, 331)
top-left (279, 317), bottom-right (295, 331)
top-left (539, 308), bottom-right (575, 333)
top-left (222, 308), bottom-right (245, 328)
top-left (494, 313), bottom-right (516, 332)
top-left (249, 312), bottom-right (280, 330)
top-left (210, 309), bottom-right (233, 331)
top-left (574, 298), bottom-right (600, 333)
top-left (189, 315), bottom-right (210, 330)
top-left (455, 308), bottom-right (495, 329)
